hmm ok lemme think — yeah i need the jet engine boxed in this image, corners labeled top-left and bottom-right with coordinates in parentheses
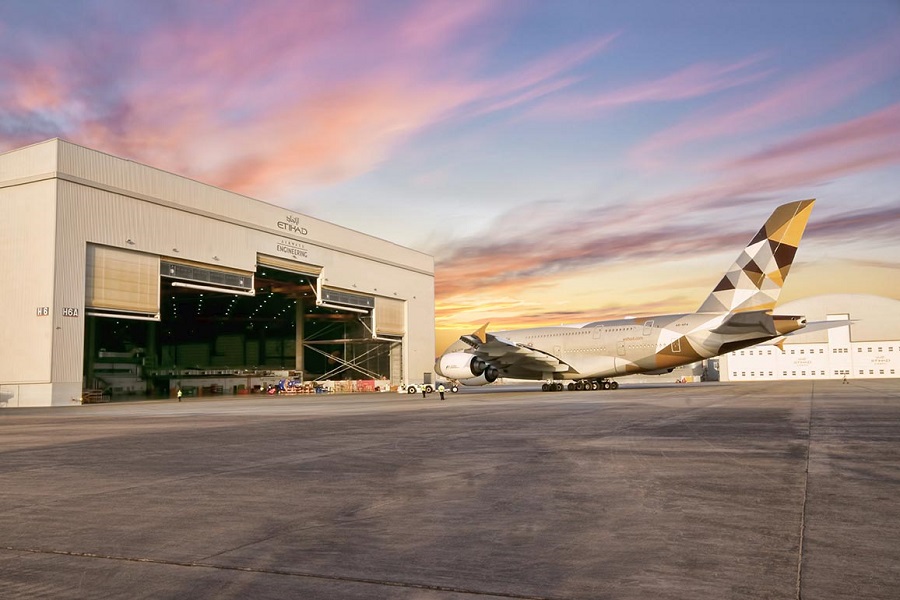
top-left (457, 369), bottom-right (500, 386)
top-left (436, 352), bottom-right (499, 384)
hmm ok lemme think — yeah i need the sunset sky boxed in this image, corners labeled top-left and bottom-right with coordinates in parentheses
top-left (2, 0), bottom-right (898, 353)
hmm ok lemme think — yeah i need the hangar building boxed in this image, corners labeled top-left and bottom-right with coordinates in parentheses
top-left (0, 139), bottom-right (435, 407)
top-left (720, 294), bottom-right (900, 382)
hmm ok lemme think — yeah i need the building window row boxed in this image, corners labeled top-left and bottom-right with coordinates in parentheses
top-left (738, 346), bottom-right (897, 356)
top-left (731, 368), bottom-right (895, 378)
top-left (729, 340), bottom-right (898, 380)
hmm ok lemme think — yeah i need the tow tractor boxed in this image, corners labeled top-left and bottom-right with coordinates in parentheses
top-left (398, 381), bottom-right (459, 395)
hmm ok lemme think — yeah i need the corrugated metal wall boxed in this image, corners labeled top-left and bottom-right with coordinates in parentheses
top-left (0, 179), bottom-right (56, 384)
top-left (0, 139), bottom-right (57, 183)
top-left (57, 179), bottom-right (255, 271)
top-left (56, 140), bottom-right (433, 274)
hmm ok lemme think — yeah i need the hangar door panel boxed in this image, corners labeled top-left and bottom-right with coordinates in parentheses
top-left (375, 297), bottom-right (406, 336)
top-left (257, 254), bottom-right (322, 277)
top-left (85, 244), bottom-right (160, 316)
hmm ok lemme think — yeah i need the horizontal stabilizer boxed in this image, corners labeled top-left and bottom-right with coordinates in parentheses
top-left (762, 319), bottom-right (854, 350)
top-left (779, 319), bottom-right (853, 338)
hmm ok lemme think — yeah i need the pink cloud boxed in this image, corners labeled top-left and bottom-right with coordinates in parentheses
top-left (534, 56), bottom-right (770, 117)
top-left (474, 76), bottom-right (583, 117)
top-left (204, 76), bottom-right (478, 193)
top-left (620, 145), bottom-right (900, 229)
top-left (721, 102), bottom-right (900, 172)
top-left (473, 35), bottom-right (618, 115)
top-left (493, 35), bottom-right (618, 93)
top-left (0, 1), bottom-right (615, 199)
top-left (396, 0), bottom-right (495, 51)
top-left (433, 216), bottom-right (747, 300)
top-left (807, 205), bottom-right (900, 240)
top-left (632, 30), bottom-right (900, 168)
top-left (122, 16), bottom-right (612, 195)
top-left (6, 66), bottom-right (67, 110)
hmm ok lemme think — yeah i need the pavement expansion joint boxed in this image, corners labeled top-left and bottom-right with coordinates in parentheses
top-left (3, 545), bottom-right (572, 600)
top-left (795, 383), bottom-right (814, 600)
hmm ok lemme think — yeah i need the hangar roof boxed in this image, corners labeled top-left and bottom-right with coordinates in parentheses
top-left (0, 138), bottom-right (433, 275)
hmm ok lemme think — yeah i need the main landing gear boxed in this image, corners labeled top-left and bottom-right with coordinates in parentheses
top-left (541, 379), bottom-right (618, 392)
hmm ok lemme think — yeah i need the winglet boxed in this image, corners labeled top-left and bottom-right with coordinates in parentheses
top-left (459, 322), bottom-right (491, 349)
top-left (473, 322), bottom-right (490, 344)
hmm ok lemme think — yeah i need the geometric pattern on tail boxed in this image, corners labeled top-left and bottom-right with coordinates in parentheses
top-left (697, 199), bottom-right (815, 314)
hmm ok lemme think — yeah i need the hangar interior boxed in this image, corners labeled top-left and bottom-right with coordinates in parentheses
top-left (84, 256), bottom-right (404, 396)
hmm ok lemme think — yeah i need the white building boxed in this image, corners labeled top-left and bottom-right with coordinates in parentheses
top-left (0, 139), bottom-right (435, 407)
top-left (720, 294), bottom-right (900, 382)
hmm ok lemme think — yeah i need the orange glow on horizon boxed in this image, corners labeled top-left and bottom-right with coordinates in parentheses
top-left (434, 257), bottom-right (900, 355)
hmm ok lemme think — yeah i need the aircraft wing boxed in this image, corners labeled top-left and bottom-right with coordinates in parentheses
top-left (461, 331), bottom-right (572, 374)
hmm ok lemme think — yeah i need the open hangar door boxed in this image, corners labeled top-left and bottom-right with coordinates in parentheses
top-left (84, 248), bottom-right (404, 397)
top-left (83, 245), bottom-right (261, 396)
top-left (258, 255), bottom-right (404, 387)
top-left (83, 244), bottom-right (162, 396)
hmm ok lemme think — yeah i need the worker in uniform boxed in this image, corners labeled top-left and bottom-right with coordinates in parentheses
top-left (438, 383), bottom-right (446, 401)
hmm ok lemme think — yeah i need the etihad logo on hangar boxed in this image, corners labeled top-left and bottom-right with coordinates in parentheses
top-left (277, 214), bottom-right (308, 235)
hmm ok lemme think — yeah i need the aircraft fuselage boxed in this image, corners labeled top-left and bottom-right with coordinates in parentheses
top-left (441, 311), bottom-right (778, 381)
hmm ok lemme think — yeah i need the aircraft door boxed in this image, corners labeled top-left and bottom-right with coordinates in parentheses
top-left (671, 337), bottom-right (682, 353)
top-left (643, 320), bottom-right (654, 336)
top-left (617, 341), bottom-right (626, 356)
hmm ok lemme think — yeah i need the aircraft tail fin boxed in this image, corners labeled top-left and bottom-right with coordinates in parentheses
top-left (698, 199), bottom-right (815, 314)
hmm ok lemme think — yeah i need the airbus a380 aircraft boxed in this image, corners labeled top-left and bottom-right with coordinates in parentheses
top-left (436, 199), bottom-right (826, 391)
